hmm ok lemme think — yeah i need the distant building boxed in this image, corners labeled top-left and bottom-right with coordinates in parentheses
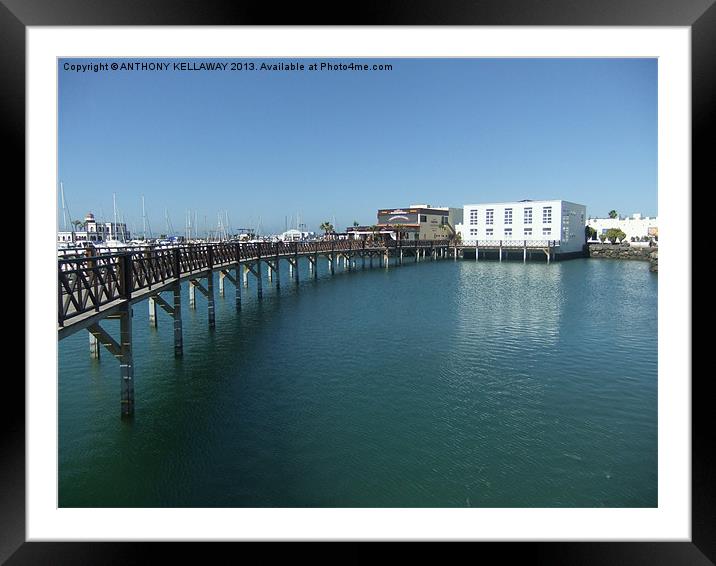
top-left (278, 229), bottom-right (315, 242)
top-left (347, 204), bottom-right (464, 241)
top-left (586, 213), bottom-right (658, 242)
top-left (456, 199), bottom-right (587, 254)
top-left (57, 212), bottom-right (131, 243)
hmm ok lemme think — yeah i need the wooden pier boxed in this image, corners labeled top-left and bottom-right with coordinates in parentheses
top-left (58, 239), bottom-right (459, 417)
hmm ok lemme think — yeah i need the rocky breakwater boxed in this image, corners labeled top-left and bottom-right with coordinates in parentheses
top-left (587, 243), bottom-right (658, 272)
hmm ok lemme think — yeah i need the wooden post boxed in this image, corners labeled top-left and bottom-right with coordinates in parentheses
top-left (256, 262), bottom-right (263, 299)
top-left (173, 281), bottom-right (183, 356)
top-left (148, 296), bottom-right (157, 327)
top-left (119, 304), bottom-right (134, 417)
top-left (499, 241), bottom-right (503, 262)
top-left (189, 280), bottom-right (196, 309)
top-left (234, 268), bottom-right (241, 312)
top-left (256, 246), bottom-right (263, 299)
top-left (207, 247), bottom-right (216, 328)
top-left (235, 245), bottom-right (242, 312)
top-left (523, 240), bottom-right (527, 263)
top-left (293, 242), bottom-right (300, 283)
top-left (89, 333), bottom-right (100, 359)
top-left (275, 244), bottom-right (281, 289)
top-left (118, 252), bottom-right (133, 300)
top-left (331, 242), bottom-right (336, 275)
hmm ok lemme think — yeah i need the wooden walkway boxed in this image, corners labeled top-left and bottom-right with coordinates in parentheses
top-left (58, 239), bottom-right (457, 416)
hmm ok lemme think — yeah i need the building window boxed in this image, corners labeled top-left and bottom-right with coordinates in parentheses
top-left (486, 228), bottom-right (494, 237)
top-left (486, 209), bottom-right (494, 225)
top-left (504, 208), bottom-right (512, 225)
top-left (543, 206), bottom-right (552, 224)
top-left (524, 228), bottom-right (533, 236)
top-left (504, 228), bottom-right (512, 238)
top-left (543, 228), bottom-right (552, 236)
top-left (469, 229), bottom-right (478, 236)
top-left (524, 208), bottom-right (532, 224)
top-left (420, 215), bottom-right (427, 222)
top-left (469, 209), bottom-right (478, 225)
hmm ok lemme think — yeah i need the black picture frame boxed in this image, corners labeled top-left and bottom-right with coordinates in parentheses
top-left (6, 1), bottom-right (707, 563)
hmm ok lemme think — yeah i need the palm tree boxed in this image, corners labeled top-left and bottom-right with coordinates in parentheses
top-left (319, 221), bottom-right (334, 237)
top-left (608, 210), bottom-right (618, 219)
top-left (352, 221), bottom-right (359, 228)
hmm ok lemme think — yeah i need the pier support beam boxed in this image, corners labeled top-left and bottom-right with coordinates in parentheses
top-left (219, 271), bottom-right (225, 296)
top-left (119, 305), bottom-right (134, 417)
top-left (247, 262), bottom-right (263, 299)
top-left (87, 307), bottom-right (134, 416)
top-left (173, 283), bottom-right (183, 356)
top-left (189, 281), bottom-right (196, 309)
top-left (189, 277), bottom-right (215, 327)
top-left (89, 333), bottom-right (100, 359)
top-left (243, 264), bottom-right (249, 287)
top-left (207, 273), bottom-right (216, 327)
top-left (256, 262), bottom-right (263, 298)
top-left (234, 267), bottom-right (242, 311)
top-left (148, 297), bottom-right (157, 328)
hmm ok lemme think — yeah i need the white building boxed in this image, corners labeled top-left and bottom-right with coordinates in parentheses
top-left (57, 212), bottom-right (131, 244)
top-left (586, 213), bottom-right (658, 242)
top-left (278, 229), bottom-right (315, 242)
top-left (456, 199), bottom-right (587, 255)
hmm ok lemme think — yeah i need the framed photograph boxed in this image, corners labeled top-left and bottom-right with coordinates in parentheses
top-left (9, 0), bottom-right (708, 562)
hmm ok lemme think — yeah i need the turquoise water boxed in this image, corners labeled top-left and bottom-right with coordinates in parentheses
top-left (58, 257), bottom-right (657, 507)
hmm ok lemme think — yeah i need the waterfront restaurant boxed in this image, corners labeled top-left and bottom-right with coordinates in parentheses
top-left (455, 199), bottom-right (587, 257)
top-left (347, 204), bottom-right (464, 241)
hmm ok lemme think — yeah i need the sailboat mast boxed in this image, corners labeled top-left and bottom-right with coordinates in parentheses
top-left (60, 182), bottom-right (70, 231)
top-left (113, 193), bottom-right (118, 241)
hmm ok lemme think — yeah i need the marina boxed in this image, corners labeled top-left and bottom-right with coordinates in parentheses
top-left (52, 56), bottom-right (662, 513)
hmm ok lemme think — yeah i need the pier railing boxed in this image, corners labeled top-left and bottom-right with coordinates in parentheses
top-left (459, 239), bottom-right (559, 249)
top-left (58, 239), bottom-right (457, 326)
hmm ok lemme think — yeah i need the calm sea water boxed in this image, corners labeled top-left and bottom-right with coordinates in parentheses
top-left (59, 257), bottom-right (657, 507)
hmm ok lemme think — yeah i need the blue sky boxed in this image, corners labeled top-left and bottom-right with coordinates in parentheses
top-left (58, 58), bottom-right (657, 236)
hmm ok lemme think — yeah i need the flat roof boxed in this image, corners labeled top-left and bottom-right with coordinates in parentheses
top-left (378, 207), bottom-right (449, 215)
top-left (463, 199), bottom-right (586, 207)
